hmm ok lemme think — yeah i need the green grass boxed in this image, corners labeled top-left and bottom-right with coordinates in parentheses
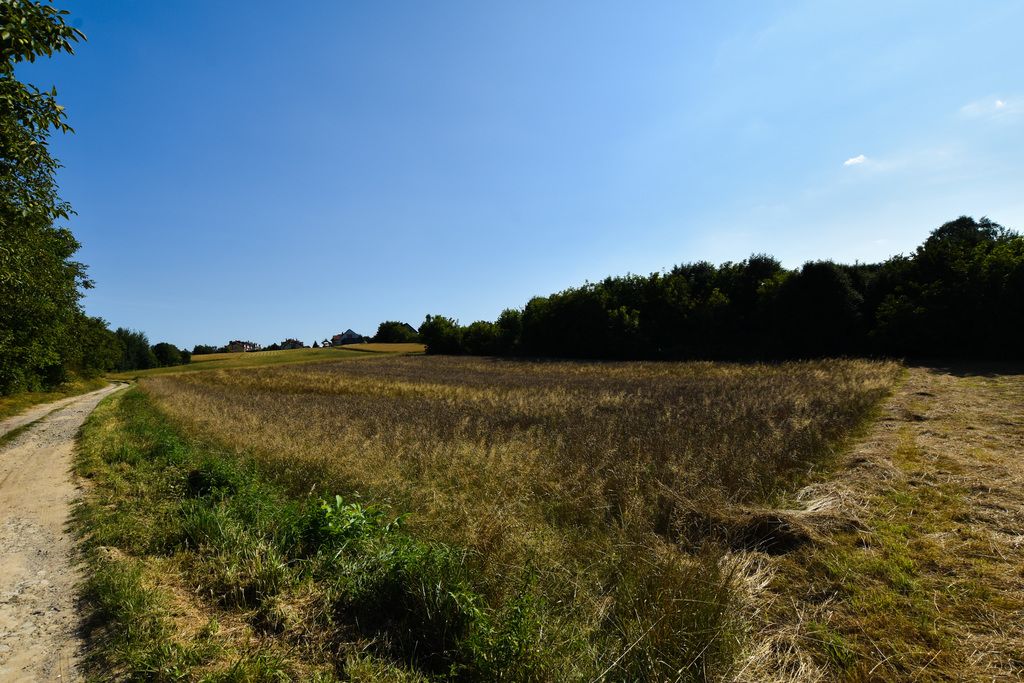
top-left (791, 432), bottom-right (974, 680)
top-left (0, 374), bottom-right (108, 422)
top-left (737, 368), bottom-right (1024, 681)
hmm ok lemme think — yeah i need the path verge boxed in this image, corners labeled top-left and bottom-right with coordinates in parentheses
top-left (736, 366), bottom-right (1024, 681)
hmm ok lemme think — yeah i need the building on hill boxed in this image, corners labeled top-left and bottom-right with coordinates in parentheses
top-left (279, 338), bottom-right (306, 350)
top-left (227, 340), bottom-right (259, 353)
top-left (331, 329), bottom-right (365, 345)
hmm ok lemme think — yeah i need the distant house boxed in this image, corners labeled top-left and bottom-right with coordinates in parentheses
top-left (227, 340), bottom-right (259, 353)
top-left (331, 329), bottom-right (365, 345)
top-left (279, 338), bottom-right (306, 350)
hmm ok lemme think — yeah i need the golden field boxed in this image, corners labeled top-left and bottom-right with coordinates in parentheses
top-left (107, 343), bottom-right (421, 381)
top-left (126, 355), bottom-right (899, 679)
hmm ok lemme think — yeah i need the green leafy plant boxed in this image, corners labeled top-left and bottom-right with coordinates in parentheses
top-left (318, 495), bottom-right (402, 542)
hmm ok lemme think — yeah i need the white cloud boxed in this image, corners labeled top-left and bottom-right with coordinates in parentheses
top-left (843, 154), bottom-right (867, 166)
top-left (960, 96), bottom-right (1019, 118)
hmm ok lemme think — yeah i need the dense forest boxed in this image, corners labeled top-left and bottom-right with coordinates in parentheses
top-left (420, 216), bottom-right (1024, 360)
top-left (0, 2), bottom-right (184, 395)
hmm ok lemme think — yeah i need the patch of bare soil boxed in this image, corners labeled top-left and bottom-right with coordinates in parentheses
top-left (0, 384), bottom-right (124, 682)
top-left (734, 366), bottom-right (1024, 682)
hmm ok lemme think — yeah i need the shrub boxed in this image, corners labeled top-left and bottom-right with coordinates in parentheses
top-left (419, 315), bottom-right (465, 355)
top-left (151, 342), bottom-right (184, 367)
top-left (373, 321), bottom-right (420, 344)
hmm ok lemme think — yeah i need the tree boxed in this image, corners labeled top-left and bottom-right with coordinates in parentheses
top-left (419, 315), bottom-right (464, 355)
top-left (115, 328), bottom-right (157, 371)
top-left (773, 261), bottom-right (864, 357)
top-left (0, 1), bottom-right (86, 393)
top-left (71, 316), bottom-right (122, 377)
top-left (870, 216), bottom-right (1023, 357)
top-left (463, 321), bottom-right (498, 355)
top-left (373, 321), bottom-right (420, 343)
top-left (494, 308), bottom-right (522, 354)
top-left (151, 342), bottom-right (183, 367)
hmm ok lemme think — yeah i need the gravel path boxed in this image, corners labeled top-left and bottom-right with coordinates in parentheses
top-left (0, 384), bottom-right (125, 682)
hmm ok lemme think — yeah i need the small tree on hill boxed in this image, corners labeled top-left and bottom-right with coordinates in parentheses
top-left (151, 342), bottom-right (183, 367)
top-left (373, 321), bottom-right (420, 343)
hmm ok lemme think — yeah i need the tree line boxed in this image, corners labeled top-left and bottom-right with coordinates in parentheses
top-left (190, 321), bottom-right (422, 356)
top-left (419, 216), bottom-right (1024, 360)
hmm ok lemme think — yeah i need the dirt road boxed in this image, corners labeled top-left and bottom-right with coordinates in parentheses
top-left (0, 384), bottom-right (124, 682)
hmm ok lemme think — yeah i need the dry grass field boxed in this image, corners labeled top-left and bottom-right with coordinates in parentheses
top-left (88, 355), bottom-right (897, 679)
top-left (146, 356), bottom-right (897, 536)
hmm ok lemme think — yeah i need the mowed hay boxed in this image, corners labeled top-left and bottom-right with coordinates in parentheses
top-left (142, 356), bottom-right (898, 677)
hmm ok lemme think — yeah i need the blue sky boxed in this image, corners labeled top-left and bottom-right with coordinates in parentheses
top-left (21, 1), bottom-right (1024, 348)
